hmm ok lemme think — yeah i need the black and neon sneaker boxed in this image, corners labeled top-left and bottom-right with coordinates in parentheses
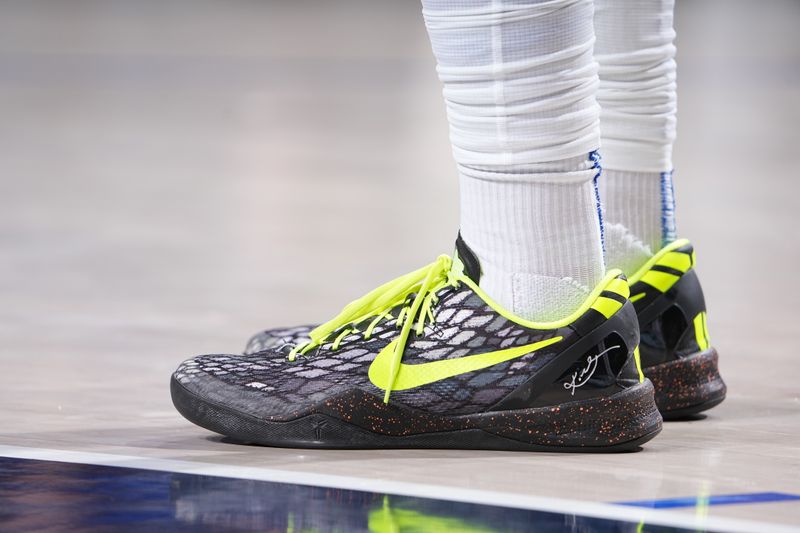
top-left (172, 238), bottom-right (661, 451)
top-left (627, 239), bottom-right (726, 419)
top-left (244, 240), bottom-right (727, 421)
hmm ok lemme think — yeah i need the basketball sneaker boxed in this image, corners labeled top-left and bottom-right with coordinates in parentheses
top-left (245, 239), bottom-right (726, 420)
top-left (626, 239), bottom-right (726, 418)
top-left (172, 237), bottom-right (661, 451)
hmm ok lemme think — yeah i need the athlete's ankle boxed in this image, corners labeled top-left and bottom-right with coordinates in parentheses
top-left (602, 168), bottom-right (677, 277)
top-left (459, 161), bottom-right (605, 322)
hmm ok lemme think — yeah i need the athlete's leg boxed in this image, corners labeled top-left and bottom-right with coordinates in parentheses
top-left (421, 0), bottom-right (604, 321)
top-left (594, 0), bottom-right (678, 276)
top-left (595, 1), bottom-right (726, 416)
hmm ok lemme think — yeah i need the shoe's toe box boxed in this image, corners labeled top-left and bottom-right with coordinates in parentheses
top-left (171, 352), bottom-right (304, 424)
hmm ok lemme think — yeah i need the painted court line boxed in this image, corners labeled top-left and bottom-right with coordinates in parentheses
top-left (618, 492), bottom-right (800, 509)
top-left (0, 444), bottom-right (796, 533)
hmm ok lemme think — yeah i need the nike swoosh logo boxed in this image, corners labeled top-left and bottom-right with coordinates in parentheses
top-left (368, 335), bottom-right (563, 392)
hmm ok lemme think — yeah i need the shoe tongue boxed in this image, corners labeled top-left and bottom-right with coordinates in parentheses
top-left (453, 232), bottom-right (481, 284)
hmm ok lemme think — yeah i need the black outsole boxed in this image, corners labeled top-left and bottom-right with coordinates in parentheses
top-left (645, 348), bottom-right (726, 418)
top-left (171, 377), bottom-right (662, 453)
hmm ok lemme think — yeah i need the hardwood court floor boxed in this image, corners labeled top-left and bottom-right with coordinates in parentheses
top-left (1, 1), bottom-right (798, 531)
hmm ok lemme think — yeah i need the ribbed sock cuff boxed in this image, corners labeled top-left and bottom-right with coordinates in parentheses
top-left (459, 165), bottom-right (605, 321)
top-left (602, 168), bottom-right (675, 255)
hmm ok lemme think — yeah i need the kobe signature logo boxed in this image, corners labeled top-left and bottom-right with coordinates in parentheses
top-left (311, 419), bottom-right (327, 441)
top-left (563, 345), bottom-right (619, 395)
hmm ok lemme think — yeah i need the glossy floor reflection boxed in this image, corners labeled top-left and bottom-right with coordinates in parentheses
top-left (0, 457), bottom-right (691, 533)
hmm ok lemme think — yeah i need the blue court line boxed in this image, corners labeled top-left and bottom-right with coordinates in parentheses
top-left (616, 492), bottom-right (800, 509)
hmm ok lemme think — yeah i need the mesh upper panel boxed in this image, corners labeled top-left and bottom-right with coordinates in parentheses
top-left (176, 284), bottom-right (575, 417)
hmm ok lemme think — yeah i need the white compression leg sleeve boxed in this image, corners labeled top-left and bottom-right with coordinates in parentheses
top-left (421, 0), bottom-right (605, 322)
top-left (595, 0), bottom-right (678, 274)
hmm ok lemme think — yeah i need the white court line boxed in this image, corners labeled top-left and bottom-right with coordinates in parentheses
top-left (0, 445), bottom-right (796, 533)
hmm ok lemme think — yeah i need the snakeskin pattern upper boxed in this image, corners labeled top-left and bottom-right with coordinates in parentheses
top-left (175, 284), bottom-right (577, 418)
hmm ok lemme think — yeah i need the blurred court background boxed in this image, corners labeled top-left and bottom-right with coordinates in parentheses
top-left (1, 0), bottom-right (799, 531)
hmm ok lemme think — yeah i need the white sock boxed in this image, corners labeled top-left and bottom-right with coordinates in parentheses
top-left (421, 0), bottom-right (605, 322)
top-left (601, 169), bottom-right (676, 276)
top-left (460, 157), bottom-right (605, 321)
top-left (595, 0), bottom-right (678, 275)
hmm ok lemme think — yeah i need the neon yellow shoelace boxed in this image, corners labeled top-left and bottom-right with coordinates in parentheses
top-left (288, 254), bottom-right (459, 403)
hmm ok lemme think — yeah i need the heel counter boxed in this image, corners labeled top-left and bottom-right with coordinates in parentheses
top-left (611, 301), bottom-right (645, 385)
top-left (492, 300), bottom-right (642, 410)
top-left (671, 269), bottom-right (711, 355)
top-left (634, 242), bottom-right (712, 367)
top-left (538, 302), bottom-right (643, 407)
